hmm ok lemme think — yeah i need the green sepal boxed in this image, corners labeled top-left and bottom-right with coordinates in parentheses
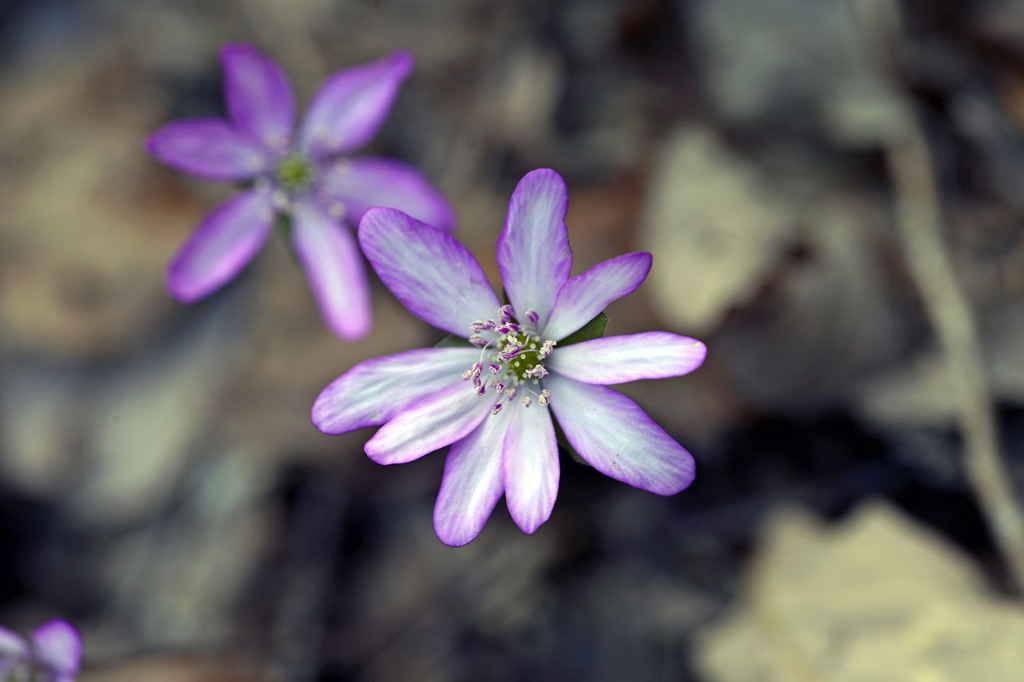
top-left (275, 212), bottom-right (293, 240)
top-left (275, 213), bottom-right (303, 268)
top-left (557, 312), bottom-right (608, 346)
top-left (434, 334), bottom-right (475, 349)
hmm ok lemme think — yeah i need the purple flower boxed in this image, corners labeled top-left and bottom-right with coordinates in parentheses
top-left (147, 45), bottom-right (455, 339)
top-left (312, 169), bottom-right (706, 546)
top-left (0, 620), bottom-right (81, 682)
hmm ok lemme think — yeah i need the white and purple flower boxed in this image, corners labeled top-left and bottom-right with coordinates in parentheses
top-left (147, 44), bottom-right (454, 339)
top-left (0, 620), bottom-right (81, 682)
top-left (312, 169), bottom-right (706, 546)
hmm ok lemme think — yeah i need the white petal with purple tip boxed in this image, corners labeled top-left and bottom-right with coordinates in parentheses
top-left (0, 626), bottom-right (27, 659)
top-left (545, 374), bottom-right (695, 495)
top-left (299, 51), bottom-right (414, 159)
top-left (292, 200), bottom-right (371, 340)
top-left (359, 208), bottom-right (501, 336)
top-left (166, 189), bottom-right (275, 303)
top-left (543, 252), bottom-right (652, 341)
top-left (31, 621), bottom-right (81, 676)
top-left (548, 332), bottom-right (707, 384)
top-left (222, 44), bottom-right (296, 153)
top-left (434, 407), bottom-right (511, 547)
top-left (146, 119), bottom-right (270, 181)
top-left (312, 347), bottom-right (479, 434)
top-left (503, 402), bottom-right (559, 534)
top-left (365, 382), bottom-right (493, 465)
top-left (320, 157), bottom-right (456, 231)
top-left (497, 169), bottom-right (572, 327)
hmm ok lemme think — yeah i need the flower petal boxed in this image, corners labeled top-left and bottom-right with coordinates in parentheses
top-left (497, 169), bottom-right (571, 327)
top-left (358, 208), bottom-right (500, 336)
top-left (312, 347), bottom-right (479, 434)
top-left (299, 51), bottom-right (414, 159)
top-left (146, 119), bottom-right (270, 181)
top-left (545, 374), bottom-right (695, 495)
top-left (365, 382), bottom-right (493, 465)
top-left (0, 626), bottom-right (27, 660)
top-left (222, 44), bottom-right (295, 153)
top-left (547, 332), bottom-right (706, 384)
top-left (291, 200), bottom-right (371, 340)
top-left (319, 157), bottom-right (456, 231)
top-left (433, 407), bottom-right (511, 547)
top-left (31, 621), bottom-right (81, 675)
top-left (503, 403), bottom-right (558, 534)
top-left (167, 189), bottom-right (275, 303)
top-left (542, 252), bottom-right (652, 341)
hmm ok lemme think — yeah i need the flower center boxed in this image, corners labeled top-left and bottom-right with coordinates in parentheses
top-left (276, 153), bottom-right (316, 194)
top-left (462, 306), bottom-right (555, 415)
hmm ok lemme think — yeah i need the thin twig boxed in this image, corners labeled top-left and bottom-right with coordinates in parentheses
top-left (884, 118), bottom-right (1024, 591)
top-left (860, 0), bottom-right (1024, 590)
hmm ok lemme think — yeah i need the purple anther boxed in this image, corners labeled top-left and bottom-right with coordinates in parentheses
top-left (520, 396), bottom-right (532, 408)
top-left (469, 334), bottom-right (487, 347)
top-left (462, 369), bottom-right (473, 381)
top-left (497, 346), bottom-right (521, 362)
top-left (498, 304), bottom-right (514, 323)
top-left (526, 365), bottom-right (549, 379)
top-left (494, 383), bottom-right (505, 394)
top-left (491, 402), bottom-right (503, 416)
top-left (488, 363), bottom-right (501, 375)
top-left (525, 308), bottom-right (540, 325)
top-left (469, 321), bottom-right (490, 333)
top-left (538, 389), bottom-right (551, 406)
top-left (538, 340), bottom-right (556, 359)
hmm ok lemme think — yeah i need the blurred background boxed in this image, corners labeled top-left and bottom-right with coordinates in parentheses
top-left (2, 0), bottom-right (1024, 679)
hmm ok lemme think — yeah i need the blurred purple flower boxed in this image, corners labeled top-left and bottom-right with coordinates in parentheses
top-left (147, 44), bottom-right (455, 339)
top-left (312, 169), bottom-right (705, 546)
top-left (0, 620), bottom-right (81, 682)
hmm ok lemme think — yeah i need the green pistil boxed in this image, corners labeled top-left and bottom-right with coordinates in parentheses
top-left (504, 332), bottom-right (543, 382)
top-left (276, 154), bottom-right (315, 193)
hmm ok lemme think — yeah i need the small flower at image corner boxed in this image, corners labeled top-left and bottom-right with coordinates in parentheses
top-left (311, 169), bottom-right (706, 546)
top-left (0, 620), bottom-right (82, 682)
top-left (146, 44), bottom-right (455, 340)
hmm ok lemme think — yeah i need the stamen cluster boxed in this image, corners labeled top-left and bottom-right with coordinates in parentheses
top-left (462, 305), bottom-right (555, 414)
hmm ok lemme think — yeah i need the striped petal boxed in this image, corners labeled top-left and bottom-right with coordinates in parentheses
top-left (222, 44), bottom-right (295, 153)
top-left (543, 252), bottom-right (652, 341)
top-left (320, 157), bottom-right (456, 231)
top-left (358, 208), bottom-right (500, 336)
top-left (312, 347), bottom-right (478, 434)
top-left (299, 51), bottom-right (414, 159)
top-left (434, 407), bottom-right (512, 546)
top-left (364, 381), bottom-right (492, 465)
top-left (166, 189), bottom-right (274, 303)
top-left (503, 403), bottom-right (558, 534)
top-left (146, 119), bottom-right (270, 181)
top-left (545, 374), bottom-right (695, 495)
top-left (497, 169), bottom-right (571, 328)
top-left (291, 200), bottom-right (371, 340)
top-left (547, 332), bottom-right (706, 384)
